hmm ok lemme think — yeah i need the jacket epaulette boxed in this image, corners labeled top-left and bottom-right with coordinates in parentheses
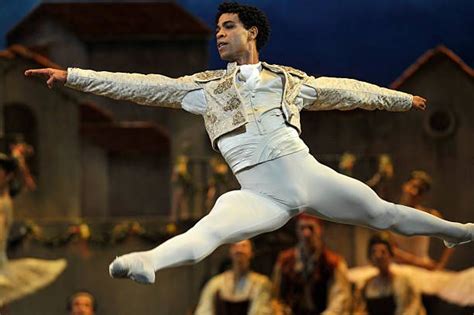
top-left (276, 65), bottom-right (308, 78)
top-left (193, 69), bottom-right (226, 82)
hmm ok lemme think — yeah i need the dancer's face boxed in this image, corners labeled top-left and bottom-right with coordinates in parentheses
top-left (402, 178), bottom-right (425, 199)
top-left (369, 243), bottom-right (391, 272)
top-left (296, 219), bottom-right (322, 251)
top-left (229, 239), bottom-right (253, 270)
top-left (70, 293), bottom-right (95, 315)
top-left (216, 13), bottom-right (257, 62)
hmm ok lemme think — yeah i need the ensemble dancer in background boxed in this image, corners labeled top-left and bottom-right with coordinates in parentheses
top-left (67, 290), bottom-right (97, 315)
top-left (205, 156), bottom-right (234, 212)
top-left (25, 1), bottom-right (473, 286)
top-left (170, 154), bottom-right (193, 221)
top-left (391, 170), bottom-right (454, 270)
top-left (273, 214), bottom-right (351, 315)
top-left (353, 234), bottom-right (426, 315)
top-left (195, 240), bottom-right (273, 315)
top-left (0, 143), bottom-right (66, 307)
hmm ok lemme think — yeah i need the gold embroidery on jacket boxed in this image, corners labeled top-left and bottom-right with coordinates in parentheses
top-left (206, 113), bottom-right (217, 124)
top-left (223, 96), bottom-right (241, 111)
top-left (214, 77), bottom-right (233, 95)
top-left (194, 70), bottom-right (226, 81)
top-left (232, 112), bottom-right (245, 125)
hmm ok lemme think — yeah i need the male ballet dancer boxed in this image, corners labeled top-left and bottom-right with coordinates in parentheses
top-left (26, 2), bottom-right (473, 285)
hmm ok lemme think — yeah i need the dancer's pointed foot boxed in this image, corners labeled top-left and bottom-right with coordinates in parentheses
top-left (109, 253), bottom-right (155, 284)
top-left (443, 223), bottom-right (474, 248)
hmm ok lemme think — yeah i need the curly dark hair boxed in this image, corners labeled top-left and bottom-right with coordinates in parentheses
top-left (216, 2), bottom-right (271, 51)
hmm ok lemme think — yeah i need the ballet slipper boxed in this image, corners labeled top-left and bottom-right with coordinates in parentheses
top-left (109, 253), bottom-right (155, 284)
top-left (443, 223), bottom-right (474, 248)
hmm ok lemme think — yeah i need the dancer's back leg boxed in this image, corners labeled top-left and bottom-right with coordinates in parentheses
top-left (300, 154), bottom-right (472, 244)
top-left (109, 189), bottom-right (292, 284)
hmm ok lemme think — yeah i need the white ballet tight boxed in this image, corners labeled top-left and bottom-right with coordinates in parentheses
top-left (137, 150), bottom-right (469, 273)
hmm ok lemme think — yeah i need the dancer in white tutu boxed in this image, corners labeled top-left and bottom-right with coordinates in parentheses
top-left (0, 144), bottom-right (66, 307)
top-left (25, 2), bottom-right (473, 286)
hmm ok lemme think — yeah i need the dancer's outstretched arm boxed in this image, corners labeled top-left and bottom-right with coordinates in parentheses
top-left (302, 76), bottom-right (426, 112)
top-left (25, 68), bottom-right (201, 109)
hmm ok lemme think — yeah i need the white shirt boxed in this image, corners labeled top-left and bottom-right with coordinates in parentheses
top-left (182, 63), bottom-right (318, 173)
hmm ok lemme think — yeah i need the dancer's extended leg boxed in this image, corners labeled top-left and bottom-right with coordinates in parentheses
top-left (109, 190), bottom-right (292, 284)
top-left (299, 154), bottom-right (473, 244)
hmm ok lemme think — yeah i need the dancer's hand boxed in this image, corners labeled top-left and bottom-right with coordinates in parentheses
top-left (412, 96), bottom-right (427, 110)
top-left (24, 68), bottom-right (67, 89)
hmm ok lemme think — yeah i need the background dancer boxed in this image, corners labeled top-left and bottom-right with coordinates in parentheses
top-left (353, 234), bottom-right (426, 315)
top-left (25, 2), bottom-right (473, 285)
top-left (273, 214), bottom-right (350, 315)
top-left (0, 144), bottom-right (66, 307)
top-left (392, 170), bottom-right (454, 270)
top-left (195, 239), bottom-right (273, 315)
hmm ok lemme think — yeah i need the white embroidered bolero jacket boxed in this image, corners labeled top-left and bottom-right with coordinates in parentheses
top-left (65, 62), bottom-right (413, 150)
